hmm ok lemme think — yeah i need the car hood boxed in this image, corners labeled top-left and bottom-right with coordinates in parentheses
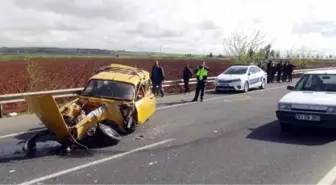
top-left (279, 91), bottom-right (336, 106)
top-left (216, 74), bottom-right (244, 80)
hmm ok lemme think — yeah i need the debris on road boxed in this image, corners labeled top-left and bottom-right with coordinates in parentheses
top-left (149, 161), bottom-right (158, 165)
top-left (135, 135), bottom-right (144, 140)
top-left (6, 112), bottom-right (18, 117)
top-left (9, 170), bottom-right (15, 173)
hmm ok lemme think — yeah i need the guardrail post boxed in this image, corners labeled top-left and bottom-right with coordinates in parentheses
top-left (0, 104), bottom-right (3, 118)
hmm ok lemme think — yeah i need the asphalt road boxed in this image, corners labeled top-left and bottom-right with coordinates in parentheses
top-left (1, 80), bottom-right (336, 184)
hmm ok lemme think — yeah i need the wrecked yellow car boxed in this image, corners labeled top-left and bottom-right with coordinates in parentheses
top-left (23, 64), bottom-right (156, 156)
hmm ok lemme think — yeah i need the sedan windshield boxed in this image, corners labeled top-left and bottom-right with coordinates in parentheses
top-left (294, 74), bottom-right (336, 92)
top-left (81, 79), bottom-right (135, 101)
top-left (223, 67), bottom-right (248, 75)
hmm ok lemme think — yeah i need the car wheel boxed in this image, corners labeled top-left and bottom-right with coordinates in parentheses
top-left (98, 123), bottom-right (121, 142)
top-left (260, 78), bottom-right (266, 89)
top-left (123, 116), bottom-right (137, 134)
top-left (243, 82), bottom-right (249, 92)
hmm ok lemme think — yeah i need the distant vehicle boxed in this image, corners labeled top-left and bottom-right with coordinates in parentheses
top-left (214, 64), bottom-right (267, 92)
top-left (276, 69), bottom-right (336, 132)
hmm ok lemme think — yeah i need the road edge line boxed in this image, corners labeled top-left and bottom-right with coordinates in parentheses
top-left (157, 85), bottom-right (287, 110)
top-left (19, 138), bottom-right (176, 185)
top-left (317, 165), bottom-right (336, 185)
top-left (0, 128), bottom-right (46, 139)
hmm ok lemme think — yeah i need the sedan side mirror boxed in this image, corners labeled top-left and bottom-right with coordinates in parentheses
top-left (248, 72), bottom-right (251, 76)
top-left (287, 85), bottom-right (294, 90)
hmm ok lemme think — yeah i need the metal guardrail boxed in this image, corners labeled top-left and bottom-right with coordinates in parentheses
top-left (0, 67), bottom-right (335, 118)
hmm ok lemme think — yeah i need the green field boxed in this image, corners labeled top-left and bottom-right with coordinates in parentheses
top-left (0, 51), bottom-right (225, 61)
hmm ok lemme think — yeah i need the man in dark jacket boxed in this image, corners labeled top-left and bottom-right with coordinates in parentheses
top-left (192, 61), bottom-right (209, 102)
top-left (282, 61), bottom-right (288, 82)
top-left (276, 60), bottom-right (284, 83)
top-left (183, 64), bottom-right (192, 93)
top-left (267, 60), bottom-right (276, 83)
top-left (266, 60), bottom-right (272, 83)
top-left (151, 61), bottom-right (165, 97)
top-left (286, 60), bottom-right (295, 82)
top-left (257, 61), bottom-right (264, 71)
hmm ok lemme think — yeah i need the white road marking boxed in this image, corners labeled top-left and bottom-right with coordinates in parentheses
top-left (0, 85), bottom-right (288, 139)
top-left (0, 128), bottom-right (46, 139)
top-left (316, 165), bottom-right (336, 185)
top-left (157, 85), bottom-right (287, 110)
top-left (18, 138), bottom-right (175, 185)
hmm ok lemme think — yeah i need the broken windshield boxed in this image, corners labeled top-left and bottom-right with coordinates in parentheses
top-left (81, 79), bottom-right (135, 101)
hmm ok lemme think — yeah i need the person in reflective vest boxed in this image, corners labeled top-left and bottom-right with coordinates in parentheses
top-left (192, 61), bottom-right (209, 102)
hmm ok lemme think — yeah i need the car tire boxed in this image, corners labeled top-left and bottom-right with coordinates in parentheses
top-left (243, 82), bottom-right (249, 92)
top-left (280, 122), bottom-right (291, 133)
top-left (97, 123), bottom-right (121, 142)
top-left (122, 116), bottom-right (137, 135)
top-left (260, 78), bottom-right (266, 89)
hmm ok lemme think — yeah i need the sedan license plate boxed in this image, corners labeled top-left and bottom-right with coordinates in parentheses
top-left (220, 83), bottom-right (232, 87)
top-left (220, 83), bottom-right (229, 87)
top-left (295, 114), bottom-right (321, 121)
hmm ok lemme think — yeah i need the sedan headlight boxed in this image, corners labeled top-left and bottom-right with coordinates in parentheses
top-left (278, 103), bottom-right (291, 110)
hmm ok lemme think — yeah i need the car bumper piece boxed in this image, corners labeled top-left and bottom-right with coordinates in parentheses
top-left (276, 110), bottom-right (336, 128)
top-left (215, 82), bottom-right (243, 91)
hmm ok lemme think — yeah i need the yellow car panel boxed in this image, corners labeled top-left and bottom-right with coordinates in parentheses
top-left (25, 95), bottom-right (71, 140)
top-left (135, 94), bottom-right (156, 124)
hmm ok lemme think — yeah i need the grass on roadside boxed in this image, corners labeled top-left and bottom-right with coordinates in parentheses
top-left (0, 53), bottom-right (230, 61)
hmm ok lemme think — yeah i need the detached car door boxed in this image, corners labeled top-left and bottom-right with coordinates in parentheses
top-left (135, 80), bottom-right (156, 124)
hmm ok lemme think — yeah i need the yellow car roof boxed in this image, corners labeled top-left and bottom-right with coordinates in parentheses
top-left (89, 64), bottom-right (150, 85)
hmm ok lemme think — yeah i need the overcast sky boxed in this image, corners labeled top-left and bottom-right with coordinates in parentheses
top-left (0, 0), bottom-right (335, 55)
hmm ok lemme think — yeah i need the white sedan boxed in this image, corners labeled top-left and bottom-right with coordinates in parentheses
top-left (214, 65), bottom-right (267, 92)
top-left (276, 69), bottom-right (336, 132)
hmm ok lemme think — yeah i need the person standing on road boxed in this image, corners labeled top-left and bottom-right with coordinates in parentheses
top-left (151, 60), bottom-right (165, 97)
top-left (257, 61), bottom-right (264, 71)
top-left (286, 60), bottom-right (295, 82)
top-left (192, 61), bottom-right (209, 102)
top-left (282, 60), bottom-right (288, 82)
top-left (183, 64), bottom-right (192, 93)
top-left (276, 60), bottom-right (284, 83)
top-left (266, 60), bottom-right (272, 83)
top-left (266, 60), bottom-right (275, 83)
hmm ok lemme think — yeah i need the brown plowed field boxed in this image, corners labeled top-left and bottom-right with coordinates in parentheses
top-left (0, 58), bottom-right (335, 115)
top-left (0, 58), bottom-right (235, 95)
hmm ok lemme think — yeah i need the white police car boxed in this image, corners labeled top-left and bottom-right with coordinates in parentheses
top-left (214, 64), bottom-right (267, 92)
top-left (276, 69), bottom-right (336, 132)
